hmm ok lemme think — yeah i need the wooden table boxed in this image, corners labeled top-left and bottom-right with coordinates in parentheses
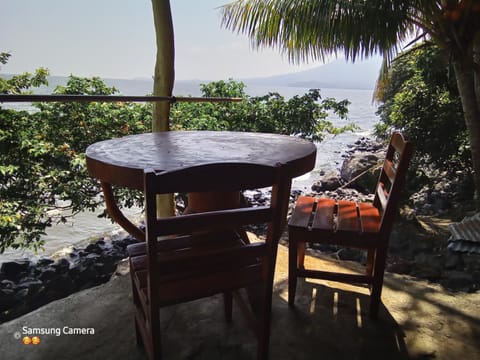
top-left (86, 131), bottom-right (317, 241)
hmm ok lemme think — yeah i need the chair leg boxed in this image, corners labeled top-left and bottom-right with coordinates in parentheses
top-left (223, 291), bottom-right (233, 323)
top-left (298, 242), bottom-right (306, 268)
top-left (148, 307), bottom-right (162, 360)
top-left (369, 246), bottom-right (387, 319)
top-left (257, 290), bottom-right (272, 360)
top-left (257, 316), bottom-right (269, 360)
top-left (134, 317), bottom-right (143, 347)
top-left (288, 236), bottom-right (298, 307)
top-left (366, 249), bottom-right (375, 276)
top-left (130, 267), bottom-right (143, 347)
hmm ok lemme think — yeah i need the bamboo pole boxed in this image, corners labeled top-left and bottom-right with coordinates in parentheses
top-left (0, 94), bottom-right (241, 103)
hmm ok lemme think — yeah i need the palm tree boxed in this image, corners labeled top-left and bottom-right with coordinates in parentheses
top-left (221, 0), bottom-right (480, 210)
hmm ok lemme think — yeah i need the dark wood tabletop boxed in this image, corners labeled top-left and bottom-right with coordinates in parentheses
top-left (85, 131), bottom-right (317, 241)
top-left (86, 131), bottom-right (317, 190)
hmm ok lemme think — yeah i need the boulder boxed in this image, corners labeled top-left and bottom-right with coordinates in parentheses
top-left (340, 151), bottom-right (384, 192)
top-left (0, 260), bottom-right (30, 280)
top-left (311, 170), bottom-right (342, 192)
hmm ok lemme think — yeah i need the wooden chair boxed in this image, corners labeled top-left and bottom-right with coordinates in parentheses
top-left (127, 162), bottom-right (290, 360)
top-left (288, 132), bottom-right (413, 318)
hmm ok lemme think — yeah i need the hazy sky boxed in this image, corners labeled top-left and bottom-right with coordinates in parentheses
top-left (0, 0), bottom-right (380, 81)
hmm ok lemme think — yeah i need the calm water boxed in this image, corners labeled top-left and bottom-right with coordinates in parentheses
top-left (0, 82), bottom-right (378, 263)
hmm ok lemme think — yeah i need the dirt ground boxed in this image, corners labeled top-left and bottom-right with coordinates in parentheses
top-left (275, 247), bottom-right (480, 360)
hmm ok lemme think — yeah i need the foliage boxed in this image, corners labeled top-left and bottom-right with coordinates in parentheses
top-left (1, 56), bottom-right (351, 252)
top-left (0, 52), bottom-right (49, 94)
top-left (1, 58), bottom-right (151, 252)
top-left (374, 45), bottom-right (472, 193)
top-left (171, 79), bottom-right (354, 142)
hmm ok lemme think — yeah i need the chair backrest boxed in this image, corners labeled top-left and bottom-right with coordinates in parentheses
top-left (373, 132), bottom-right (414, 234)
top-left (143, 162), bottom-right (291, 281)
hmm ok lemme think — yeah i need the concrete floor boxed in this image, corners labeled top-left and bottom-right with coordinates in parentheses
top-left (1, 240), bottom-right (479, 360)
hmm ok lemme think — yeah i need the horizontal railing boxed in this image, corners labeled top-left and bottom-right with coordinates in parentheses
top-left (0, 94), bottom-right (242, 103)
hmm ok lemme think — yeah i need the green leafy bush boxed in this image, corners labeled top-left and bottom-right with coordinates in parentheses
top-left (1, 58), bottom-right (352, 252)
top-left (1, 58), bottom-right (150, 252)
top-left (172, 79), bottom-right (353, 141)
top-left (374, 45), bottom-right (472, 193)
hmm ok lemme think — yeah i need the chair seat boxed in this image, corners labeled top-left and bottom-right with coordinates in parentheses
top-left (289, 196), bottom-right (381, 248)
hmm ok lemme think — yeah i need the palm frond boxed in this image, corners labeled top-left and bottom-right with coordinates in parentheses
top-left (221, 0), bottom-right (421, 64)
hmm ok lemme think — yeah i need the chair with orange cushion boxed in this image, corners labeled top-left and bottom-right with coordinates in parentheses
top-left (288, 132), bottom-right (413, 318)
top-left (127, 162), bottom-right (290, 359)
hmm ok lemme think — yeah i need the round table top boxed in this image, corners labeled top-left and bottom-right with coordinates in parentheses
top-left (86, 131), bottom-right (317, 190)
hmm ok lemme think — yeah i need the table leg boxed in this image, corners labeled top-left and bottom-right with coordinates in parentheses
top-left (185, 191), bottom-right (241, 213)
top-left (100, 181), bottom-right (145, 242)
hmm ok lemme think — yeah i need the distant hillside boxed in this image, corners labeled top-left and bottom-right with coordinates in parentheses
top-left (1, 58), bottom-right (382, 96)
top-left (242, 57), bottom-right (383, 90)
top-left (0, 74), bottom-right (204, 96)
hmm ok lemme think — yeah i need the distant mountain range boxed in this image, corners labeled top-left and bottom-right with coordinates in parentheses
top-left (1, 57), bottom-right (382, 95)
top-left (242, 57), bottom-right (382, 90)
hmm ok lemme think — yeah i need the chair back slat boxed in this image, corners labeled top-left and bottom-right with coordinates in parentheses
top-left (373, 132), bottom-right (414, 233)
top-left (145, 162), bottom-right (282, 194)
top-left (390, 131), bottom-right (408, 153)
top-left (156, 242), bottom-right (268, 275)
top-left (375, 182), bottom-right (389, 211)
top-left (151, 207), bottom-right (272, 236)
top-left (383, 159), bottom-right (397, 185)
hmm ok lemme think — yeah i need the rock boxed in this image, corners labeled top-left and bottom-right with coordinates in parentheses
top-left (39, 268), bottom-right (57, 281)
top-left (0, 260), bottom-right (30, 280)
top-left (0, 279), bottom-right (16, 289)
top-left (85, 242), bottom-right (103, 254)
top-left (52, 274), bottom-right (75, 294)
top-left (14, 288), bottom-right (30, 301)
top-left (412, 265), bottom-right (442, 280)
top-left (53, 258), bottom-right (70, 273)
top-left (36, 258), bottom-right (54, 267)
top-left (85, 253), bottom-right (101, 262)
top-left (462, 253), bottom-right (480, 272)
top-left (387, 260), bottom-right (413, 274)
top-left (414, 253), bottom-right (445, 268)
top-left (17, 279), bottom-right (44, 295)
top-left (115, 259), bottom-right (130, 276)
top-left (0, 288), bottom-right (16, 310)
top-left (336, 248), bottom-right (366, 263)
top-left (445, 250), bottom-right (463, 270)
top-left (441, 271), bottom-right (475, 292)
top-left (340, 152), bottom-right (383, 192)
top-left (311, 171), bottom-right (342, 192)
top-left (94, 261), bottom-right (117, 276)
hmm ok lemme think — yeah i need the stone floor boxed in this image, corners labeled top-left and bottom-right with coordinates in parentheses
top-left (1, 240), bottom-right (479, 360)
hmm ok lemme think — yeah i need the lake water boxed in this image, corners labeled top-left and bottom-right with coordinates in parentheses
top-left (0, 82), bottom-right (379, 263)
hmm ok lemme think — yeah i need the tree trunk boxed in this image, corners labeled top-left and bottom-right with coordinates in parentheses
top-left (151, 0), bottom-right (175, 131)
top-left (151, 0), bottom-right (175, 216)
top-left (452, 39), bottom-right (480, 210)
